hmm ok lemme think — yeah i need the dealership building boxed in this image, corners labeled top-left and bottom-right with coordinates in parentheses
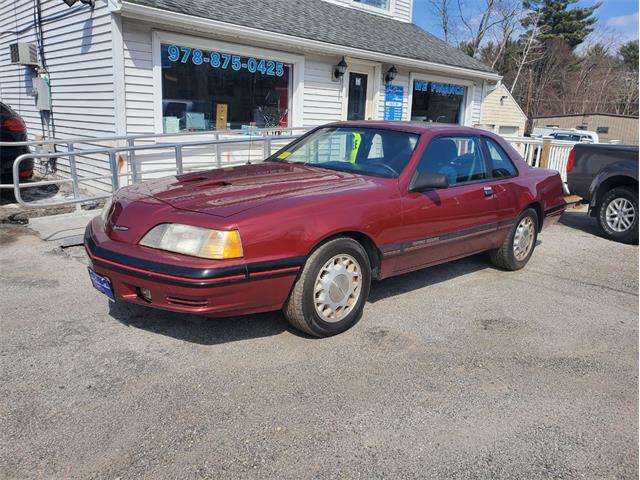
top-left (1, 0), bottom-right (503, 142)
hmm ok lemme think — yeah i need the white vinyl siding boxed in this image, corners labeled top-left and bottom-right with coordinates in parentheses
top-left (122, 20), bottom-right (155, 135)
top-left (303, 54), bottom-right (344, 127)
top-left (0, 0), bottom-right (116, 139)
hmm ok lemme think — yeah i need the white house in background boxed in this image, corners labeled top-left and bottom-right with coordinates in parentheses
top-left (477, 83), bottom-right (528, 137)
top-left (1, 0), bottom-right (502, 142)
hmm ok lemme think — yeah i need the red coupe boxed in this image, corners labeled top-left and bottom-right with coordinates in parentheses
top-left (85, 122), bottom-right (565, 337)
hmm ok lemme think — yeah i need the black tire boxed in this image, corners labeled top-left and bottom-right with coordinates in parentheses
top-left (490, 208), bottom-right (539, 271)
top-left (597, 187), bottom-right (638, 244)
top-left (283, 237), bottom-right (371, 337)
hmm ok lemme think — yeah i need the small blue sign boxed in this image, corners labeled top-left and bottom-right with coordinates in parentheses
top-left (384, 85), bottom-right (403, 121)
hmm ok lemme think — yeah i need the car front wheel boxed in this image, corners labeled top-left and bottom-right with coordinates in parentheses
top-left (283, 237), bottom-right (371, 337)
top-left (597, 187), bottom-right (638, 244)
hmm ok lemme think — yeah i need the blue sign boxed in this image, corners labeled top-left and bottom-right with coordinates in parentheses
top-left (384, 85), bottom-right (403, 121)
top-left (163, 44), bottom-right (285, 77)
top-left (414, 80), bottom-right (465, 96)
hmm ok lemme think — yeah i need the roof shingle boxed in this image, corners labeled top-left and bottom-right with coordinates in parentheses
top-left (125, 0), bottom-right (495, 74)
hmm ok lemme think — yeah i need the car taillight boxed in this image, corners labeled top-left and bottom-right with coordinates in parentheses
top-left (566, 148), bottom-right (576, 173)
top-left (1, 116), bottom-right (27, 133)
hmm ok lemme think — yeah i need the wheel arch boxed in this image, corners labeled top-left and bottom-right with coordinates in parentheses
top-left (525, 201), bottom-right (544, 232)
top-left (308, 230), bottom-right (383, 279)
top-left (591, 175), bottom-right (638, 216)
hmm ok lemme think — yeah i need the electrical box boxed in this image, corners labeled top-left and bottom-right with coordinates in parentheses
top-left (32, 76), bottom-right (51, 111)
top-left (9, 42), bottom-right (39, 66)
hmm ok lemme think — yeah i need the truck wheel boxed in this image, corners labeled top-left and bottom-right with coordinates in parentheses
top-left (283, 237), bottom-right (371, 337)
top-left (490, 208), bottom-right (538, 271)
top-left (597, 187), bottom-right (638, 244)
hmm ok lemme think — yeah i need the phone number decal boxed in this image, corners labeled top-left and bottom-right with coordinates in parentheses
top-left (165, 44), bottom-right (285, 77)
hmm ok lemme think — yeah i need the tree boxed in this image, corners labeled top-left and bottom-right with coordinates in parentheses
top-left (428, 0), bottom-right (453, 44)
top-left (619, 40), bottom-right (639, 70)
top-left (522, 0), bottom-right (600, 49)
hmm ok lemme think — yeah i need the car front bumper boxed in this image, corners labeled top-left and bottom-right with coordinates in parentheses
top-left (84, 221), bottom-right (302, 317)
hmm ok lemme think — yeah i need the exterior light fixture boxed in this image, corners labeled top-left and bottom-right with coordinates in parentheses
top-left (334, 57), bottom-right (348, 80)
top-left (385, 65), bottom-right (398, 84)
top-left (63, 0), bottom-right (94, 7)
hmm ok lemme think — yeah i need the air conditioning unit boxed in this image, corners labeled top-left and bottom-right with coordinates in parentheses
top-left (9, 42), bottom-right (39, 66)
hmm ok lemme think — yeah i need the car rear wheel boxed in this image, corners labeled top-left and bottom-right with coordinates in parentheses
top-left (597, 187), bottom-right (638, 244)
top-left (283, 237), bottom-right (371, 337)
top-left (490, 208), bottom-right (538, 271)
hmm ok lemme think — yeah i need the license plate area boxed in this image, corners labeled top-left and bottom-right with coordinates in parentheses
top-left (88, 268), bottom-right (115, 301)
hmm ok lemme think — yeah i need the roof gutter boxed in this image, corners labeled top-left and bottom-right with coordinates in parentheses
top-left (117, 1), bottom-right (502, 82)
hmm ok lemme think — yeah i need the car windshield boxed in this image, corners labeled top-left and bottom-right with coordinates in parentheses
top-left (268, 127), bottom-right (419, 178)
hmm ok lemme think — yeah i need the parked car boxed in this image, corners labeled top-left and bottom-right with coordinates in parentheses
top-left (85, 122), bottom-right (566, 337)
top-left (0, 102), bottom-right (34, 186)
top-left (566, 143), bottom-right (639, 244)
top-left (548, 130), bottom-right (599, 143)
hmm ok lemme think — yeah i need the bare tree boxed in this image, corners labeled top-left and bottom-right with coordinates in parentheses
top-left (509, 11), bottom-right (542, 93)
top-left (428, 0), bottom-right (453, 44)
top-left (457, 0), bottom-right (505, 57)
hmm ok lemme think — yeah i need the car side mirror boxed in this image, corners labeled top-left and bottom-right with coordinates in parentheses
top-left (409, 171), bottom-right (449, 191)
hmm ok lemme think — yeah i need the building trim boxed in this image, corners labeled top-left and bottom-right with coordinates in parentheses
top-left (111, 13), bottom-right (127, 136)
top-left (533, 113), bottom-right (638, 120)
top-left (119, 1), bottom-right (502, 82)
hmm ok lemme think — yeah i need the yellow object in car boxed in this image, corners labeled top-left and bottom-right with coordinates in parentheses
top-left (349, 133), bottom-right (362, 164)
top-left (277, 151), bottom-right (292, 160)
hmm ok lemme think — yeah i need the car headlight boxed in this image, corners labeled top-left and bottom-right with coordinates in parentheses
top-left (101, 196), bottom-right (114, 224)
top-left (139, 224), bottom-right (243, 260)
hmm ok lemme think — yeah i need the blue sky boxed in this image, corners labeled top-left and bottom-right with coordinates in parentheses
top-left (412, 0), bottom-right (639, 45)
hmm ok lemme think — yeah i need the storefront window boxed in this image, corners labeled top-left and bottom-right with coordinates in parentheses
top-left (160, 43), bottom-right (291, 132)
top-left (411, 80), bottom-right (466, 124)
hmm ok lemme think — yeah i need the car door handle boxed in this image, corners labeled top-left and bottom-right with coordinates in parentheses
top-left (483, 186), bottom-right (494, 197)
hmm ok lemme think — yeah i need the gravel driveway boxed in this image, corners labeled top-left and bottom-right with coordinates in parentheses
top-left (1, 208), bottom-right (637, 479)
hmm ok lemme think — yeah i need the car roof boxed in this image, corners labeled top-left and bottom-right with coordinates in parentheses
top-left (321, 120), bottom-right (489, 136)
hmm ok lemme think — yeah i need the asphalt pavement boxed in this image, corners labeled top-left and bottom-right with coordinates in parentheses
top-left (0, 207), bottom-right (637, 479)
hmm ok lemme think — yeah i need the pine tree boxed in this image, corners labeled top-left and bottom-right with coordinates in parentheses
top-left (522, 0), bottom-right (600, 49)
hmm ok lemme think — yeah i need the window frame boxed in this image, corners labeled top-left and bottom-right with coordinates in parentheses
top-left (152, 31), bottom-right (305, 134)
top-left (407, 72), bottom-right (474, 126)
top-left (480, 136), bottom-right (520, 180)
top-left (351, 0), bottom-right (395, 16)
top-left (410, 134), bottom-right (493, 189)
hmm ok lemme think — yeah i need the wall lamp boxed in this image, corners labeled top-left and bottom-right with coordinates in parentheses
top-left (385, 65), bottom-right (398, 84)
top-left (333, 57), bottom-right (348, 80)
top-left (63, 0), bottom-right (94, 7)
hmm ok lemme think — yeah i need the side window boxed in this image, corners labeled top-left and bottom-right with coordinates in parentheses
top-left (416, 136), bottom-right (487, 186)
top-left (484, 138), bottom-right (518, 178)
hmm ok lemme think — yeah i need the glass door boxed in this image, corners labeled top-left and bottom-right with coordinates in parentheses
top-left (347, 72), bottom-right (369, 121)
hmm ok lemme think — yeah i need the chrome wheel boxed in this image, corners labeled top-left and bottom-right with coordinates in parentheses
top-left (605, 198), bottom-right (635, 232)
top-left (314, 254), bottom-right (362, 323)
top-left (513, 216), bottom-right (535, 261)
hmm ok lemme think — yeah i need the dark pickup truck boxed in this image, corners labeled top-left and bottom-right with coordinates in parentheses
top-left (566, 143), bottom-right (639, 244)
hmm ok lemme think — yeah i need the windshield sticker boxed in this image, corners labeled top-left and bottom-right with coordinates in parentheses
top-left (349, 133), bottom-right (362, 164)
top-left (277, 151), bottom-right (292, 160)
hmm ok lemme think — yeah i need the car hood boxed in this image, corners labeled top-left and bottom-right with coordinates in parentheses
top-left (125, 162), bottom-right (371, 218)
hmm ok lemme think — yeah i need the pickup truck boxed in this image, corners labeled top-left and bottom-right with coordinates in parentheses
top-left (566, 143), bottom-right (639, 244)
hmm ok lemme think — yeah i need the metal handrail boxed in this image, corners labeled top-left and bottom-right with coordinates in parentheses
top-left (0, 126), bottom-right (309, 148)
top-left (3, 132), bottom-right (304, 209)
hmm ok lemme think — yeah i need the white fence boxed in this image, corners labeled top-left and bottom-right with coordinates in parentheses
top-left (504, 136), bottom-right (575, 182)
top-left (1, 129), bottom-right (580, 209)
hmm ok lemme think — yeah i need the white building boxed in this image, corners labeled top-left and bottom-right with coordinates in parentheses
top-left (1, 0), bottom-right (501, 142)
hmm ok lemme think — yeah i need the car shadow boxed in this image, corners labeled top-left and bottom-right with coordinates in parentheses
top-left (108, 253), bottom-right (498, 345)
top-left (369, 252), bottom-right (492, 303)
top-left (109, 301), bottom-right (305, 345)
top-left (559, 210), bottom-right (603, 238)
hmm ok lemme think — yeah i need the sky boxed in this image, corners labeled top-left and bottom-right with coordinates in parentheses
top-left (412, 0), bottom-right (640, 47)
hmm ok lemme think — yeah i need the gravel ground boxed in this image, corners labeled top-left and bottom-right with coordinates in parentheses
top-left (0, 208), bottom-right (637, 479)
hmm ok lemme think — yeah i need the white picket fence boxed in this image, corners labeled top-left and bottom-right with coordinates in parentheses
top-left (504, 136), bottom-right (576, 182)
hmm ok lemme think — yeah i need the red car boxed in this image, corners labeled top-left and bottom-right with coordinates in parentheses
top-left (85, 122), bottom-right (565, 337)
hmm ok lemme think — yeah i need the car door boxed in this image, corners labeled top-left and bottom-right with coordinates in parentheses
top-left (480, 136), bottom-right (521, 230)
top-left (392, 135), bottom-right (500, 274)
